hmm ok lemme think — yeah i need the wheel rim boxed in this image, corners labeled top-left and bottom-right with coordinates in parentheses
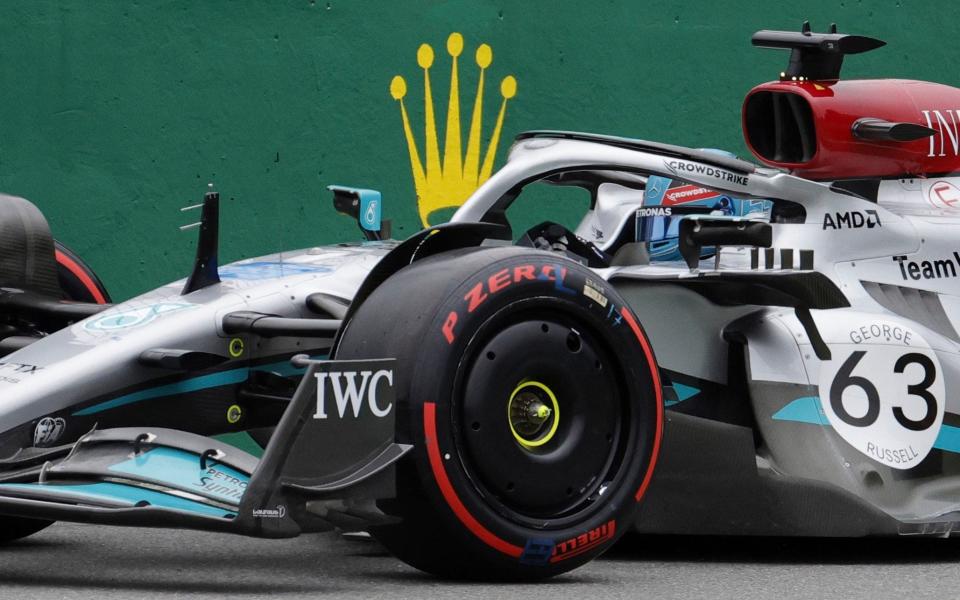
top-left (455, 306), bottom-right (630, 525)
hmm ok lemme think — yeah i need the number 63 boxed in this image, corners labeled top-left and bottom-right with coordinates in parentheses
top-left (830, 351), bottom-right (937, 431)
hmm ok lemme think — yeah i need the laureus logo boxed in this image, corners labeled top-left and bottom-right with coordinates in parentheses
top-left (390, 33), bottom-right (518, 226)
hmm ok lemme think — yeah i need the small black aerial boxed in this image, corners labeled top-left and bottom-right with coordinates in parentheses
top-left (181, 185), bottom-right (221, 295)
top-left (752, 21), bottom-right (885, 81)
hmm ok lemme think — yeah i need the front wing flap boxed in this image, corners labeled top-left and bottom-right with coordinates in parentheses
top-left (0, 358), bottom-right (409, 538)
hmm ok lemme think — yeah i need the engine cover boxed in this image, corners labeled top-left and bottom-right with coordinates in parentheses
top-left (742, 79), bottom-right (960, 179)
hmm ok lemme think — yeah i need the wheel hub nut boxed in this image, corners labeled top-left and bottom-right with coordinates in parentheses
top-left (507, 382), bottom-right (560, 448)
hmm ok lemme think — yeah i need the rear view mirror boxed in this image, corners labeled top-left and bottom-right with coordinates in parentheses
top-left (679, 217), bottom-right (772, 271)
top-left (327, 185), bottom-right (390, 240)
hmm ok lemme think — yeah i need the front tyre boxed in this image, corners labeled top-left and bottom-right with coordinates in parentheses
top-left (335, 247), bottom-right (663, 580)
top-left (0, 241), bottom-right (107, 544)
top-left (54, 240), bottom-right (111, 304)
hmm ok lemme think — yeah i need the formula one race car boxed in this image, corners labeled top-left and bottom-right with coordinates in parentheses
top-left (2, 22), bottom-right (960, 581)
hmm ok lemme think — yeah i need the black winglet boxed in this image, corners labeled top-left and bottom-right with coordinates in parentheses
top-left (181, 188), bottom-right (221, 295)
top-left (852, 118), bottom-right (937, 142)
top-left (752, 22), bottom-right (886, 81)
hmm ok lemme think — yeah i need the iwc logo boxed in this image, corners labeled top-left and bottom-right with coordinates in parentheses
top-left (390, 33), bottom-right (518, 226)
top-left (313, 369), bottom-right (394, 419)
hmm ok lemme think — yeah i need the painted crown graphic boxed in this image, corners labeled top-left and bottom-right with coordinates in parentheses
top-left (391, 33), bottom-right (517, 226)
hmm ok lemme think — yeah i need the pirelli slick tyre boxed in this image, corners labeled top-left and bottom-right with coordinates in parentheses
top-left (54, 240), bottom-right (111, 304)
top-left (335, 246), bottom-right (663, 580)
top-left (0, 243), bottom-right (107, 544)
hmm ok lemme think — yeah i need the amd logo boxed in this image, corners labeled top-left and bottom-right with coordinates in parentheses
top-left (822, 210), bottom-right (881, 230)
top-left (313, 369), bottom-right (394, 419)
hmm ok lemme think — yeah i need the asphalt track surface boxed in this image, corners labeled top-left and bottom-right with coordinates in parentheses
top-left (2, 523), bottom-right (959, 599)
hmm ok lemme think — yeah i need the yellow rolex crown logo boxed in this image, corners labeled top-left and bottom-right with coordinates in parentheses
top-left (391, 33), bottom-right (517, 226)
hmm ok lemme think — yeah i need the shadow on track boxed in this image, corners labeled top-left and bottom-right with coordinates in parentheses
top-left (0, 572), bottom-right (332, 595)
top-left (356, 567), bottom-right (603, 586)
top-left (608, 533), bottom-right (960, 565)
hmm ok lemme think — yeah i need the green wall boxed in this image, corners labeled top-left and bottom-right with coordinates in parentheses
top-left (0, 1), bottom-right (955, 300)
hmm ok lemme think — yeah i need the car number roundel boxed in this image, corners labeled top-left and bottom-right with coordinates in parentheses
top-left (817, 319), bottom-right (944, 470)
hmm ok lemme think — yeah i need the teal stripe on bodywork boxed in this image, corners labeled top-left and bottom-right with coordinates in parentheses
top-left (772, 396), bottom-right (829, 425)
top-left (73, 368), bottom-right (249, 416)
top-left (935, 427), bottom-right (960, 454)
top-left (214, 431), bottom-right (265, 458)
top-left (0, 482), bottom-right (234, 518)
top-left (255, 359), bottom-right (315, 378)
top-left (72, 355), bottom-right (326, 416)
top-left (666, 382), bottom-right (700, 407)
top-left (774, 396), bottom-right (960, 454)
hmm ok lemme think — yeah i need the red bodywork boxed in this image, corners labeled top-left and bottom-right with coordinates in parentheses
top-left (742, 79), bottom-right (960, 179)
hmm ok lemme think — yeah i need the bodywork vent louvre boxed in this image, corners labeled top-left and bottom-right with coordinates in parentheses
top-left (744, 91), bottom-right (816, 164)
top-left (860, 281), bottom-right (959, 342)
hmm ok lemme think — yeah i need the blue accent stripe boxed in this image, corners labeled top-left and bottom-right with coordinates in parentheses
top-left (774, 396), bottom-right (960, 455)
top-left (219, 262), bottom-right (333, 280)
top-left (73, 369), bottom-right (249, 416)
top-left (772, 396), bottom-right (829, 425)
top-left (0, 482), bottom-right (234, 518)
top-left (108, 447), bottom-right (248, 505)
top-left (72, 355), bottom-right (327, 417)
top-left (214, 431), bottom-right (265, 458)
top-left (253, 359), bottom-right (312, 378)
top-left (666, 382), bottom-right (700, 406)
top-left (934, 426), bottom-right (960, 454)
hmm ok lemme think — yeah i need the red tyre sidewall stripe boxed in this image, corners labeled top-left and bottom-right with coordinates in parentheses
top-left (620, 307), bottom-right (664, 502)
top-left (423, 401), bottom-right (524, 558)
top-left (55, 249), bottom-right (107, 304)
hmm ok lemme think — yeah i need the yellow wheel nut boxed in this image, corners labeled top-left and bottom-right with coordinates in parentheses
top-left (508, 380), bottom-right (560, 449)
top-left (226, 404), bottom-right (243, 425)
top-left (228, 337), bottom-right (244, 358)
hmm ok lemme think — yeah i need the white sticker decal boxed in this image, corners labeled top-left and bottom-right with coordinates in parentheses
top-left (925, 179), bottom-right (960, 210)
top-left (582, 280), bottom-right (608, 307)
top-left (34, 417), bottom-right (66, 447)
top-left (84, 302), bottom-right (194, 332)
top-left (818, 320), bottom-right (944, 470)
